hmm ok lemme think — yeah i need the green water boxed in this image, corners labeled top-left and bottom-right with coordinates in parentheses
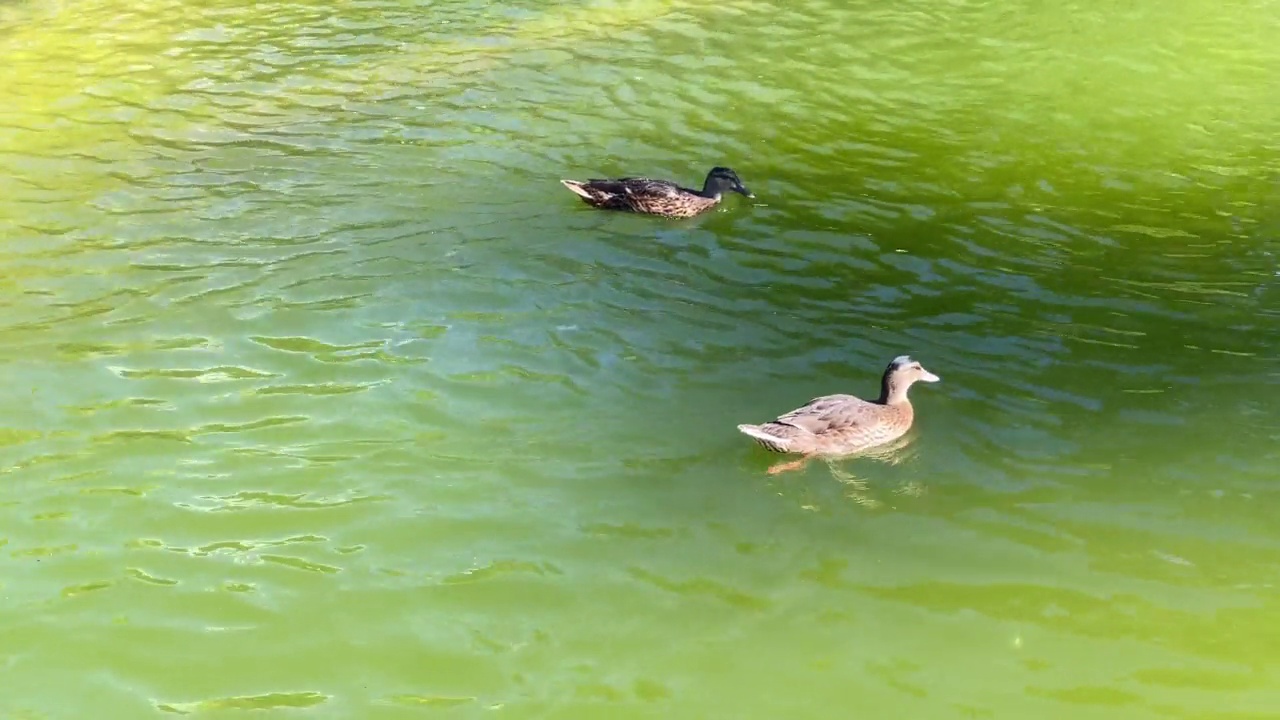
top-left (2, 0), bottom-right (1279, 716)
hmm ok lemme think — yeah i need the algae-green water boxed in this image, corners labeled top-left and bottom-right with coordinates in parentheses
top-left (2, 0), bottom-right (1278, 716)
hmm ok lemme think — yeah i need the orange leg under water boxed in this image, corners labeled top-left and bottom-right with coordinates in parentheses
top-left (767, 455), bottom-right (814, 475)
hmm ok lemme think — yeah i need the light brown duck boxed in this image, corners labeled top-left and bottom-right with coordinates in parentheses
top-left (737, 356), bottom-right (939, 472)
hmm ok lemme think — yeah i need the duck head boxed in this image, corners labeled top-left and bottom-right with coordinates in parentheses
top-left (880, 355), bottom-right (940, 404)
top-left (702, 166), bottom-right (754, 199)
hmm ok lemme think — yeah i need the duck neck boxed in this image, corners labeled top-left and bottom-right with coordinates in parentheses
top-left (878, 376), bottom-right (911, 405)
top-left (699, 177), bottom-right (724, 200)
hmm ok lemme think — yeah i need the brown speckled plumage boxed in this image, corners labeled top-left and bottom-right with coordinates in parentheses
top-left (560, 167), bottom-right (753, 218)
top-left (738, 356), bottom-right (940, 457)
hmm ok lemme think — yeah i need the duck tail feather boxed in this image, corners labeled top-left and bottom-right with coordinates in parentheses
top-left (560, 179), bottom-right (594, 199)
top-left (737, 423), bottom-right (794, 451)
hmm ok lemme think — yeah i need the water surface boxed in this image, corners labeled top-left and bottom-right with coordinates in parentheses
top-left (2, 0), bottom-right (1279, 717)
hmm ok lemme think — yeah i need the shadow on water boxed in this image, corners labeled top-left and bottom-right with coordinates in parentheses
top-left (758, 432), bottom-right (927, 510)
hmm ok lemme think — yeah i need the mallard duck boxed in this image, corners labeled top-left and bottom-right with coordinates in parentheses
top-left (559, 166), bottom-right (753, 218)
top-left (737, 356), bottom-right (939, 473)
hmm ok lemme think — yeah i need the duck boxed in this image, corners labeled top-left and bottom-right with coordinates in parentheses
top-left (737, 355), bottom-right (940, 474)
top-left (559, 166), bottom-right (753, 218)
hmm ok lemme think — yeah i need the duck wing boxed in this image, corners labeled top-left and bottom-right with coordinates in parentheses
top-left (589, 177), bottom-right (683, 198)
top-left (739, 394), bottom-right (878, 454)
top-left (772, 394), bottom-right (873, 434)
top-left (562, 176), bottom-right (712, 217)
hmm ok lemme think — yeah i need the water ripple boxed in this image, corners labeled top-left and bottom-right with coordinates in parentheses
top-left (2, 0), bottom-right (1278, 716)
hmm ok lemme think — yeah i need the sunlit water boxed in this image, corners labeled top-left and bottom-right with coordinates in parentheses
top-left (2, 0), bottom-right (1278, 716)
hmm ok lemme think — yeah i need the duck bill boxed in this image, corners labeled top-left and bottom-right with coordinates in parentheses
top-left (738, 186), bottom-right (755, 198)
top-left (920, 370), bottom-right (940, 383)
